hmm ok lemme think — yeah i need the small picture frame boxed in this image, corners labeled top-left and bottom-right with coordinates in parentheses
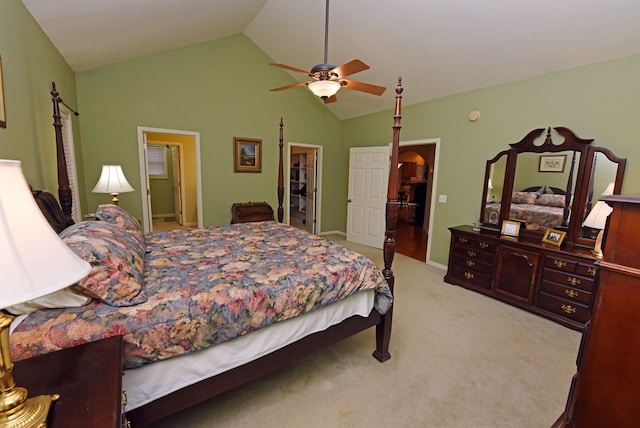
top-left (233, 137), bottom-right (262, 173)
top-left (539, 155), bottom-right (566, 173)
top-left (542, 228), bottom-right (566, 246)
top-left (501, 220), bottom-right (521, 237)
top-left (510, 218), bottom-right (527, 230)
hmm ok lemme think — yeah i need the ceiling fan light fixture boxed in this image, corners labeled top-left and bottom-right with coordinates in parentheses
top-left (308, 80), bottom-right (341, 98)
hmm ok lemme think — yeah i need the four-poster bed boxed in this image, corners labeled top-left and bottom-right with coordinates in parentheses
top-left (10, 80), bottom-right (405, 425)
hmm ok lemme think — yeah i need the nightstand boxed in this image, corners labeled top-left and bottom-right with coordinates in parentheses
top-left (13, 336), bottom-right (124, 428)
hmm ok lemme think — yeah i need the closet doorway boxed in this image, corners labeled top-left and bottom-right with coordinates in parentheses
top-left (137, 127), bottom-right (203, 232)
top-left (287, 143), bottom-right (322, 234)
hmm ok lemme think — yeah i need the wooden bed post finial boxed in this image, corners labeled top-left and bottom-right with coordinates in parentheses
top-left (277, 118), bottom-right (285, 222)
top-left (51, 82), bottom-right (73, 220)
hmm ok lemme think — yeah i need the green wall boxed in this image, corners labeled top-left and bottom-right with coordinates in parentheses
top-left (344, 56), bottom-right (640, 265)
top-left (0, 0), bottom-right (83, 204)
top-left (75, 34), bottom-right (344, 229)
top-left (3, 0), bottom-right (639, 268)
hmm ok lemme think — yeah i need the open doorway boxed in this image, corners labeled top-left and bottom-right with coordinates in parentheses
top-left (287, 143), bottom-right (322, 234)
top-left (137, 127), bottom-right (203, 232)
top-left (396, 140), bottom-right (438, 262)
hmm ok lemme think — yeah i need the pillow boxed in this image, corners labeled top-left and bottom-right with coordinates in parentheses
top-left (511, 192), bottom-right (538, 205)
top-left (60, 221), bottom-right (147, 306)
top-left (95, 204), bottom-right (143, 235)
top-left (94, 204), bottom-right (145, 250)
top-left (5, 287), bottom-right (92, 315)
top-left (535, 194), bottom-right (566, 208)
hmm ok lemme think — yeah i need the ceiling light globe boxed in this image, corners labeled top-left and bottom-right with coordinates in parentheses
top-left (308, 80), bottom-right (341, 98)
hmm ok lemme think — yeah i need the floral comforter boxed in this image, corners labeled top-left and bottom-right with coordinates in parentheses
top-left (11, 222), bottom-right (391, 369)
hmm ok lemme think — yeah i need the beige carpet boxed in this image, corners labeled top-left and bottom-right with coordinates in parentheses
top-left (148, 235), bottom-right (581, 428)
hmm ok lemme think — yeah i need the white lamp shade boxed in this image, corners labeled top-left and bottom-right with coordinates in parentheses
top-left (487, 178), bottom-right (494, 190)
top-left (0, 160), bottom-right (91, 308)
top-left (308, 80), bottom-right (341, 98)
top-left (583, 200), bottom-right (613, 230)
top-left (92, 165), bottom-right (134, 194)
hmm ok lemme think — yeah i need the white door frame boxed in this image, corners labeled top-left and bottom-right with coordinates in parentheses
top-left (137, 126), bottom-right (203, 232)
top-left (286, 142), bottom-right (322, 234)
top-left (395, 138), bottom-right (441, 264)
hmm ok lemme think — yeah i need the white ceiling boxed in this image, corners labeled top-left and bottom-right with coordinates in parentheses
top-left (21, 0), bottom-right (640, 119)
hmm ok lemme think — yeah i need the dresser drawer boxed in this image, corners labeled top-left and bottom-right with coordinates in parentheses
top-left (452, 254), bottom-right (494, 274)
top-left (545, 256), bottom-right (578, 273)
top-left (540, 280), bottom-right (592, 306)
top-left (448, 264), bottom-right (493, 290)
top-left (542, 268), bottom-right (595, 292)
top-left (537, 292), bottom-right (590, 324)
top-left (451, 245), bottom-right (495, 265)
top-left (576, 263), bottom-right (598, 278)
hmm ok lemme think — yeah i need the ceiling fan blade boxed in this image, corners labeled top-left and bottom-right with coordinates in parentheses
top-left (323, 94), bottom-right (337, 104)
top-left (270, 81), bottom-right (310, 92)
top-left (340, 79), bottom-right (386, 96)
top-left (269, 62), bottom-right (311, 76)
top-left (331, 59), bottom-right (369, 79)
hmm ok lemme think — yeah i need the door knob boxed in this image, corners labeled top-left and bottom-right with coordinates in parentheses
top-left (347, 199), bottom-right (352, 203)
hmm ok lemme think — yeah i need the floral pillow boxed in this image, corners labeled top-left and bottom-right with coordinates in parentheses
top-left (95, 204), bottom-right (143, 234)
top-left (511, 192), bottom-right (538, 205)
top-left (60, 221), bottom-right (147, 306)
top-left (94, 204), bottom-right (144, 250)
top-left (535, 194), bottom-right (566, 208)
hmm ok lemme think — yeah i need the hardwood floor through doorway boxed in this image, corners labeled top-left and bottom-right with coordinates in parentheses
top-left (395, 204), bottom-right (427, 262)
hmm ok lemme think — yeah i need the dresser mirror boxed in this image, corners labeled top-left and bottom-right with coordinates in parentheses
top-left (479, 127), bottom-right (626, 248)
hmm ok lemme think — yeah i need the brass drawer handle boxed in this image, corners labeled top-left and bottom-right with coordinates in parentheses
top-left (467, 250), bottom-right (477, 258)
top-left (587, 267), bottom-right (597, 277)
top-left (479, 241), bottom-right (489, 249)
top-left (464, 272), bottom-right (474, 280)
top-left (554, 259), bottom-right (567, 268)
top-left (466, 260), bottom-right (475, 267)
top-left (561, 304), bottom-right (577, 314)
top-left (564, 289), bottom-right (579, 298)
top-left (567, 277), bottom-right (581, 286)
top-left (458, 237), bottom-right (468, 244)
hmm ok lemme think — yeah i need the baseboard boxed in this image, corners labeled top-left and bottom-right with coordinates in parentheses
top-left (319, 230), bottom-right (346, 237)
top-left (152, 213), bottom-right (175, 219)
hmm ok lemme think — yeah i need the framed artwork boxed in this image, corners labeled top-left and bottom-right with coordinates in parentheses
top-left (501, 220), bottom-right (521, 237)
top-left (539, 155), bottom-right (566, 172)
top-left (0, 55), bottom-right (6, 128)
top-left (233, 137), bottom-right (262, 173)
top-left (542, 228), bottom-right (566, 246)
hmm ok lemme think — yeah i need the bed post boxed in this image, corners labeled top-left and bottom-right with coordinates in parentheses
top-left (277, 118), bottom-right (285, 222)
top-left (50, 82), bottom-right (73, 219)
top-left (373, 77), bottom-right (403, 362)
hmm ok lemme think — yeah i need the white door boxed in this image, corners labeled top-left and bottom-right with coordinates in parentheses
top-left (347, 146), bottom-right (390, 249)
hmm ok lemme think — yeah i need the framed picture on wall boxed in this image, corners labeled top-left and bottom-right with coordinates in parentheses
top-left (233, 137), bottom-right (262, 173)
top-left (539, 155), bottom-right (566, 172)
top-left (0, 55), bottom-right (6, 128)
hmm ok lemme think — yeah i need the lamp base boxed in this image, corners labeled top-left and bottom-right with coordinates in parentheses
top-left (0, 393), bottom-right (60, 428)
top-left (110, 193), bottom-right (120, 205)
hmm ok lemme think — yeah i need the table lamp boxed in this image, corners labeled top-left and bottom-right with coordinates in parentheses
top-left (0, 159), bottom-right (90, 427)
top-left (582, 200), bottom-right (613, 258)
top-left (91, 165), bottom-right (134, 205)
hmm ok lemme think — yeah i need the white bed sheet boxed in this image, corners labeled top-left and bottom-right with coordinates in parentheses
top-left (123, 289), bottom-right (375, 411)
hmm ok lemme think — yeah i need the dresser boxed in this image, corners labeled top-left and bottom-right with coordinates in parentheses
top-left (553, 196), bottom-right (640, 426)
top-left (444, 225), bottom-right (599, 331)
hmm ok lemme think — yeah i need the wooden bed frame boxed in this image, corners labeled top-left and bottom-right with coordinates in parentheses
top-left (43, 80), bottom-right (404, 425)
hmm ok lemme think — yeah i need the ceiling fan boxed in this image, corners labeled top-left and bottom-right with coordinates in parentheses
top-left (269, 0), bottom-right (386, 103)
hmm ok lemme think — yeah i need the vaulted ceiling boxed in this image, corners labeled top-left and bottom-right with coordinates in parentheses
top-left (21, 0), bottom-right (640, 119)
